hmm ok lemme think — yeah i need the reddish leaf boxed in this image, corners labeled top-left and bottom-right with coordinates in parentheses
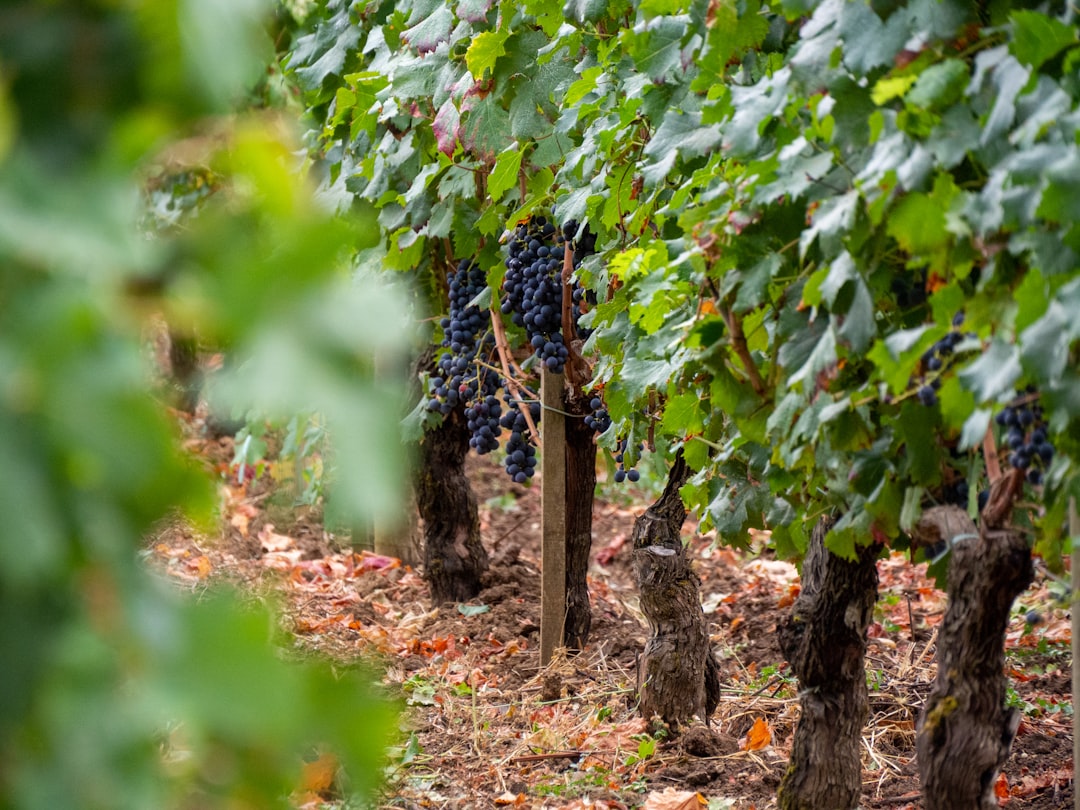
top-left (776, 583), bottom-right (800, 608)
top-left (433, 99), bottom-right (460, 157)
top-left (741, 717), bottom-right (771, 751)
top-left (994, 771), bottom-right (1010, 802)
top-left (300, 753), bottom-right (337, 794)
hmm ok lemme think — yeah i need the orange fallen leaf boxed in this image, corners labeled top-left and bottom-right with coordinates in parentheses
top-left (777, 583), bottom-right (800, 609)
top-left (741, 717), bottom-right (771, 751)
top-left (994, 771), bottom-right (1010, 802)
top-left (729, 616), bottom-right (745, 632)
top-left (493, 791), bottom-right (525, 805)
top-left (188, 555), bottom-right (212, 579)
top-left (642, 787), bottom-right (706, 809)
top-left (300, 753), bottom-right (338, 794)
top-left (258, 525), bottom-right (296, 552)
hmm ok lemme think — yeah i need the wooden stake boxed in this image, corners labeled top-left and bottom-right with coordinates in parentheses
top-left (1070, 497), bottom-right (1079, 810)
top-left (540, 367), bottom-right (567, 666)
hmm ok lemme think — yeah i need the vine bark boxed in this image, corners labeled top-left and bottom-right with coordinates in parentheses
top-left (915, 476), bottom-right (1033, 810)
top-left (633, 450), bottom-right (720, 726)
top-left (777, 516), bottom-right (881, 810)
top-left (413, 349), bottom-right (489, 604)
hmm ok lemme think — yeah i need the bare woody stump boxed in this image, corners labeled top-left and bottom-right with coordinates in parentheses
top-left (633, 451), bottom-right (720, 727)
top-left (915, 481), bottom-right (1033, 810)
top-left (777, 516), bottom-right (881, 810)
top-left (414, 405), bottom-right (489, 604)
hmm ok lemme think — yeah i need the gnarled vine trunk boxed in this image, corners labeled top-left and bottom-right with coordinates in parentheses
top-left (414, 405), bottom-right (488, 603)
top-left (413, 347), bottom-right (488, 604)
top-left (915, 485), bottom-right (1033, 810)
top-left (168, 329), bottom-right (201, 414)
top-left (633, 451), bottom-right (720, 726)
top-left (777, 516), bottom-right (880, 810)
top-left (563, 389), bottom-right (597, 650)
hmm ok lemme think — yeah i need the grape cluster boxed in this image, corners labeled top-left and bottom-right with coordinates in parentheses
top-left (501, 217), bottom-right (595, 373)
top-left (584, 395), bottom-right (612, 434)
top-left (612, 438), bottom-right (641, 484)
top-left (997, 389), bottom-right (1054, 484)
top-left (914, 312), bottom-right (973, 406)
top-left (502, 218), bottom-right (569, 372)
top-left (499, 397), bottom-right (541, 483)
top-left (427, 259), bottom-right (503, 453)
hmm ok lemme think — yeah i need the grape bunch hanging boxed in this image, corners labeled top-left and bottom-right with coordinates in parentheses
top-left (426, 259), bottom-right (503, 455)
top-left (997, 388), bottom-right (1055, 485)
top-left (501, 216), bottom-right (593, 374)
top-left (914, 312), bottom-right (974, 406)
top-left (427, 216), bottom-right (598, 483)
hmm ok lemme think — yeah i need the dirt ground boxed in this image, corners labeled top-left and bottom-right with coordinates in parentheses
top-left (151, 422), bottom-right (1075, 810)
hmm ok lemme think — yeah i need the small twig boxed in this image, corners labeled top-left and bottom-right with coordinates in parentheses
top-left (907, 595), bottom-right (916, 643)
top-left (509, 749), bottom-right (615, 764)
top-left (913, 626), bottom-right (938, 671)
top-left (983, 423), bottom-right (1002, 484)
top-left (489, 305), bottom-right (541, 445)
top-left (720, 306), bottom-right (767, 396)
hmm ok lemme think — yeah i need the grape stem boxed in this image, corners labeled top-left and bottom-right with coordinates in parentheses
top-left (561, 239), bottom-right (591, 390)
top-left (488, 303), bottom-right (541, 446)
top-left (982, 424), bottom-right (1002, 484)
top-left (720, 305), bottom-right (767, 397)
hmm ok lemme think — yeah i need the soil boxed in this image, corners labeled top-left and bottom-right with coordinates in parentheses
top-left (150, 422), bottom-right (1075, 810)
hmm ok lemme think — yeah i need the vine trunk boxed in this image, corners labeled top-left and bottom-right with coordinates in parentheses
top-left (777, 516), bottom-right (880, 810)
top-left (632, 450), bottom-right (720, 726)
top-left (914, 498), bottom-right (1033, 810)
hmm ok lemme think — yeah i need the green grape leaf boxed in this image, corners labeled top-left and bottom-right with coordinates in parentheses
top-left (488, 144), bottom-right (525, 201)
top-left (838, 0), bottom-right (909, 73)
top-left (403, 5), bottom-right (453, 53)
top-left (1009, 10), bottom-right (1077, 69)
top-left (563, 0), bottom-right (608, 24)
top-left (466, 28), bottom-right (510, 79)
top-left (624, 16), bottom-right (690, 81)
top-left (906, 59), bottom-right (968, 111)
top-left (460, 93), bottom-right (513, 161)
top-left (659, 391), bottom-right (706, 438)
top-left (1019, 298), bottom-right (1072, 381)
top-left (958, 339), bottom-right (1021, 403)
top-left (643, 110), bottom-right (723, 160)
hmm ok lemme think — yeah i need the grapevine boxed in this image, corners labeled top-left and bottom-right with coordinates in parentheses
top-left (997, 389), bottom-right (1054, 486)
top-left (913, 313), bottom-right (975, 407)
top-left (423, 215), bottom-right (600, 482)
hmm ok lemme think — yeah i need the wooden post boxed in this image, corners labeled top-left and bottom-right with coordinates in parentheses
top-left (1070, 498), bottom-right (1079, 810)
top-left (540, 367), bottom-right (566, 666)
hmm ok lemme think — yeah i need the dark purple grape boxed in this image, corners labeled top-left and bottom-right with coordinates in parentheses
top-left (501, 216), bottom-right (596, 374)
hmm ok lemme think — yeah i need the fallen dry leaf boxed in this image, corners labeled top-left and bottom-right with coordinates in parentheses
top-left (258, 525), bottom-right (296, 552)
top-left (642, 787), bottom-right (706, 809)
top-left (187, 555), bottom-right (212, 579)
top-left (300, 752), bottom-right (337, 793)
top-left (995, 771), bottom-right (1010, 803)
top-left (741, 717), bottom-right (771, 751)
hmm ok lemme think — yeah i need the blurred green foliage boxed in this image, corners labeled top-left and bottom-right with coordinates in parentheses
top-left (0, 1), bottom-right (405, 807)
